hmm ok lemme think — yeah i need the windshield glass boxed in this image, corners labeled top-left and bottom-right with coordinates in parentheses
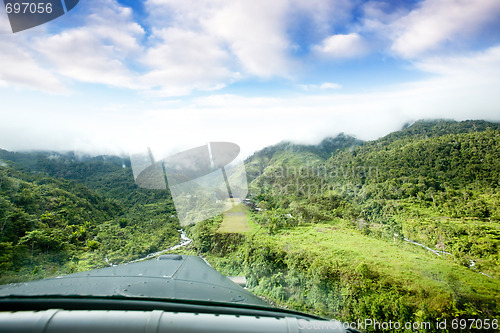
top-left (1, 1), bottom-right (500, 332)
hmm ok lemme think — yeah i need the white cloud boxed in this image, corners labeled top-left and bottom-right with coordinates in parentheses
top-left (202, 0), bottom-right (292, 77)
top-left (0, 38), bottom-right (66, 93)
top-left (1, 0), bottom-right (299, 96)
top-left (0, 8), bottom-right (66, 93)
top-left (300, 82), bottom-right (342, 91)
top-left (414, 45), bottom-right (500, 77)
top-left (145, 0), bottom-right (294, 79)
top-left (313, 33), bottom-right (368, 58)
top-left (140, 27), bottom-right (236, 96)
top-left (290, 0), bottom-right (354, 34)
top-left (390, 0), bottom-right (500, 58)
top-left (86, 4), bottom-right (145, 54)
top-left (3, 45), bottom-right (498, 156)
top-left (319, 82), bottom-right (342, 90)
top-left (138, 46), bottom-right (500, 153)
top-left (33, 0), bottom-right (144, 89)
top-left (1, 0), bottom-right (500, 100)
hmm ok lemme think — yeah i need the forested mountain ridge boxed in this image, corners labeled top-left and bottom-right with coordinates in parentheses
top-left (245, 133), bottom-right (363, 163)
top-left (376, 119), bottom-right (500, 146)
top-left (0, 150), bottom-right (169, 206)
top-left (0, 165), bottom-right (118, 282)
top-left (246, 119), bottom-right (500, 188)
top-left (187, 119), bottom-right (500, 330)
top-left (245, 133), bottom-right (362, 190)
top-left (334, 128), bottom-right (500, 188)
top-left (0, 155), bottom-right (179, 284)
top-left (325, 122), bottom-right (500, 275)
top-left (245, 120), bottom-right (500, 272)
top-left (1, 119), bottom-right (499, 330)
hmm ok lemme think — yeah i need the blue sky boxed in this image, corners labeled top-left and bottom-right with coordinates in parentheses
top-left (0, 0), bottom-right (500, 157)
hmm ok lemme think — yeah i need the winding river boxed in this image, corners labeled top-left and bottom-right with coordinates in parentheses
top-left (395, 233), bottom-right (491, 277)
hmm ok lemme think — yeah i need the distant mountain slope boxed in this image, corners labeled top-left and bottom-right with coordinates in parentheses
top-left (0, 165), bottom-right (122, 281)
top-left (243, 119), bottom-right (500, 274)
top-left (245, 133), bottom-right (362, 187)
top-left (0, 165), bottom-right (122, 232)
top-left (0, 150), bottom-right (170, 206)
top-left (376, 119), bottom-right (500, 146)
top-left (186, 119), bottom-right (500, 326)
top-left (243, 119), bottom-right (500, 191)
top-left (328, 121), bottom-right (500, 190)
top-left (0, 156), bottom-right (180, 284)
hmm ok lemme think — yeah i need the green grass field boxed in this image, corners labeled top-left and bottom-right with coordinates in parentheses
top-left (272, 222), bottom-right (500, 298)
top-left (207, 217), bottom-right (500, 328)
top-left (217, 199), bottom-right (252, 233)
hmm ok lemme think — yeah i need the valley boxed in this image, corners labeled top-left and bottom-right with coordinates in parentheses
top-left (1, 119), bottom-right (499, 331)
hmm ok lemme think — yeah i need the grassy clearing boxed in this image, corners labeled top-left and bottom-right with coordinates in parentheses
top-left (204, 218), bottom-right (500, 330)
top-left (218, 199), bottom-right (252, 233)
top-left (271, 222), bottom-right (500, 303)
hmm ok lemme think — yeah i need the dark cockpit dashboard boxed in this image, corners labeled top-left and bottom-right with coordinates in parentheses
top-left (0, 255), bottom-right (355, 333)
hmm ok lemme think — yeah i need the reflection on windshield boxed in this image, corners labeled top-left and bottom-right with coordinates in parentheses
top-left (131, 143), bottom-right (248, 226)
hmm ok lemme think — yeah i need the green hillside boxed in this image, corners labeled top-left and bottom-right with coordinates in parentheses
top-left (187, 119), bottom-right (500, 332)
top-left (245, 133), bottom-right (362, 184)
top-left (1, 119), bottom-right (499, 332)
top-left (0, 150), bottom-right (170, 206)
top-left (0, 158), bottom-right (180, 284)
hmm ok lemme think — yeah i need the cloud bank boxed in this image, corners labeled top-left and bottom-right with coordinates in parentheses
top-left (1, 0), bottom-right (499, 95)
top-left (0, 0), bottom-right (499, 155)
